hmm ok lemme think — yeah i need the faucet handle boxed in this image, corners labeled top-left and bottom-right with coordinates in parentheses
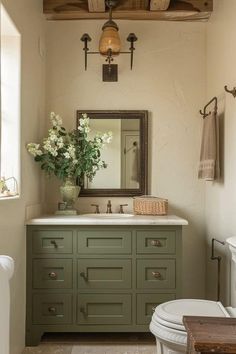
top-left (119, 204), bottom-right (128, 214)
top-left (106, 200), bottom-right (112, 214)
top-left (91, 204), bottom-right (100, 214)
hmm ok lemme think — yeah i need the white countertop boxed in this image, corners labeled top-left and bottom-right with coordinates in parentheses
top-left (26, 214), bottom-right (188, 226)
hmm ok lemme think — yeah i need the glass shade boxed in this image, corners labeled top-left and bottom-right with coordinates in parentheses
top-left (99, 26), bottom-right (121, 56)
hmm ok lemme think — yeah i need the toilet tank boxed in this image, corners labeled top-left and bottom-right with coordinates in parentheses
top-left (227, 237), bottom-right (236, 308)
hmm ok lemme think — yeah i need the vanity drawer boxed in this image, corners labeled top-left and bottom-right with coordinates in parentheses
top-left (137, 259), bottom-right (176, 289)
top-left (32, 293), bottom-right (72, 325)
top-left (136, 230), bottom-right (176, 254)
top-left (33, 259), bottom-right (73, 289)
top-left (32, 230), bottom-right (73, 254)
top-left (78, 259), bottom-right (131, 289)
top-left (77, 230), bottom-right (132, 254)
top-left (136, 293), bottom-right (176, 324)
top-left (77, 294), bottom-right (132, 325)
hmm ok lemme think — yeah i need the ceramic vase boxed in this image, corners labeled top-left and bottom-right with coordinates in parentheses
top-left (60, 177), bottom-right (80, 214)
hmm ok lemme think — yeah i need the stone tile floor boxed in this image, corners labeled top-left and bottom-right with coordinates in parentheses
top-left (23, 333), bottom-right (156, 354)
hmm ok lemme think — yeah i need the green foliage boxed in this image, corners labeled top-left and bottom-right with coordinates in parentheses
top-left (27, 112), bottom-right (112, 185)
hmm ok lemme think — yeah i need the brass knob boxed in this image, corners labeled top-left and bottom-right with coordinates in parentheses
top-left (151, 239), bottom-right (161, 247)
top-left (50, 240), bottom-right (58, 248)
top-left (80, 272), bottom-right (88, 281)
top-left (152, 271), bottom-right (162, 279)
top-left (48, 306), bottom-right (56, 313)
top-left (48, 272), bottom-right (57, 279)
top-left (80, 307), bottom-right (87, 316)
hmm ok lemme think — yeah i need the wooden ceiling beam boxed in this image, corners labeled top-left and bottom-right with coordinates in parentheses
top-left (168, 0), bottom-right (213, 12)
top-left (44, 10), bottom-right (212, 21)
top-left (43, 0), bottom-right (213, 21)
top-left (150, 0), bottom-right (170, 11)
top-left (115, 0), bottom-right (149, 10)
top-left (88, 0), bottom-right (105, 12)
top-left (150, 0), bottom-right (213, 14)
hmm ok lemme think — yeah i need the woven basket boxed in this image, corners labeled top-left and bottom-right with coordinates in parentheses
top-left (133, 196), bottom-right (168, 215)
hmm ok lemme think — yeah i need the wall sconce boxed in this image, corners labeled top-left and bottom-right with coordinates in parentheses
top-left (81, 0), bottom-right (138, 82)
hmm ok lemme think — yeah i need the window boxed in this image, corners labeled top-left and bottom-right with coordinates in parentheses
top-left (0, 4), bottom-right (21, 198)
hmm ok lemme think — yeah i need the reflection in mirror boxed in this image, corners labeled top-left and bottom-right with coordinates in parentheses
top-left (85, 118), bottom-right (140, 189)
top-left (77, 111), bottom-right (148, 197)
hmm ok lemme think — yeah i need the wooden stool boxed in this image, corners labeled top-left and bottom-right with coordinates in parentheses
top-left (183, 316), bottom-right (236, 354)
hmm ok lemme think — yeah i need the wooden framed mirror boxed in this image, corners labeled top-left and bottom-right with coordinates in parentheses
top-left (76, 110), bottom-right (148, 197)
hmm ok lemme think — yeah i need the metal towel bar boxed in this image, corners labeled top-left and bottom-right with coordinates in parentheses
top-left (211, 238), bottom-right (225, 301)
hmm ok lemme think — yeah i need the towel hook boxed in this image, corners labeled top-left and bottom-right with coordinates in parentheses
top-left (199, 96), bottom-right (218, 119)
top-left (224, 85), bottom-right (236, 98)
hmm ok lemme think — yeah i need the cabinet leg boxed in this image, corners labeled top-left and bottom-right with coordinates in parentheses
top-left (25, 329), bottom-right (43, 346)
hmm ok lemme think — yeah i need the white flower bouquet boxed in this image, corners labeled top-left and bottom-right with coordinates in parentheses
top-left (27, 112), bottom-right (112, 184)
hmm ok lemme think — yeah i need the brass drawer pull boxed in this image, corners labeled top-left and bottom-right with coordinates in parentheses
top-left (48, 272), bottom-right (57, 279)
top-left (151, 239), bottom-right (161, 247)
top-left (152, 271), bottom-right (162, 279)
top-left (48, 306), bottom-right (56, 314)
top-left (80, 306), bottom-right (87, 317)
top-left (50, 240), bottom-right (58, 248)
top-left (80, 272), bottom-right (88, 281)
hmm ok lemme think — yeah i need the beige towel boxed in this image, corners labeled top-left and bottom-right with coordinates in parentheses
top-left (198, 111), bottom-right (220, 181)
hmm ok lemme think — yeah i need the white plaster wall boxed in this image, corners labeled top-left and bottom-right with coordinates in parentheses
top-left (205, 0), bottom-right (236, 304)
top-left (0, 0), bottom-right (45, 353)
top-left (45, 20), bottom-right (206, 298)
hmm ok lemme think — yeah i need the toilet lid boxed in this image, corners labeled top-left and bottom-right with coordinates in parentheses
top-left (153, 299), bottom-right (229, 331)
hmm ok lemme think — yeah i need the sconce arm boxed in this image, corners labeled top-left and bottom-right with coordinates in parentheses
top-left (127, 33), bottom-right (138, 70)
top-left (81, 33), bottom-right (92, 70)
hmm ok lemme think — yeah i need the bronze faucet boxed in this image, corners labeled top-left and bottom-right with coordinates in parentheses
top-left (106, 200), bottom-right (112, 214)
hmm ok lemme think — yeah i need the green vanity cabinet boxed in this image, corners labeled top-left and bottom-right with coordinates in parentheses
top-left (26, 225), bottom-right (183, 345)
top-left (77, 294), bottom-right (132, 325)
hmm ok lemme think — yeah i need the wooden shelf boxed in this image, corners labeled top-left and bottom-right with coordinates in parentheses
top-left (183, 316), bottom-right (236, 354)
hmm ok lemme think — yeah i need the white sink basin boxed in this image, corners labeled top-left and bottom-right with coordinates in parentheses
top-left (82, 213), bottom-right (134, 218)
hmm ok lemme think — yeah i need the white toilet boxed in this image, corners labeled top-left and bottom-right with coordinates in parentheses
top-left (150, 236), bottom-right (236, 354)
top-left (0, 255), bottom-right (14, 354)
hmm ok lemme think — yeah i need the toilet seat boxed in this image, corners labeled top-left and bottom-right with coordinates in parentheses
top-left (150, 238), bottom-right (236, 354)
top-left (153, 299), bottom-right (229, 330)
top-left (150, 299), bottom-right (230, 351)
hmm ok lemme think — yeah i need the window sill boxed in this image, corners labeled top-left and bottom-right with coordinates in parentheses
top-left (0, 195), bottom-right (19, 201)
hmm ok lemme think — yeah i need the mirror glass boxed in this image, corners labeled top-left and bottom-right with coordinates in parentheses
top-left (77, 110), bottom-right (148, 197)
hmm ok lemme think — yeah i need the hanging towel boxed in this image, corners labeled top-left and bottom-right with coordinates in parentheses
top-left (198, 111), bottom-right (220, 181)
top-left (131, 146), bottom-right (140, 183)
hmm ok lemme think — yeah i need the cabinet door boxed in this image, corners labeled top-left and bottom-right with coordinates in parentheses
top-left (136, 293), bottom-right (175, 324)
top-left (77, 230), bottom-right (132, 254)
top-left (32, 230), bottom-right (73, 254)
top-left (136, 230), bottom-right (176, 254)
top-left (33, 294), bottom-right (72, 325)
top-left (33, 259), bottom-right (73, 289)
top-left (137, 259), bottom-right (176, 289)
top-left (77, 294), bottom-right (132, 325)
top-left (78, 259), bottom-right (132, 289)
